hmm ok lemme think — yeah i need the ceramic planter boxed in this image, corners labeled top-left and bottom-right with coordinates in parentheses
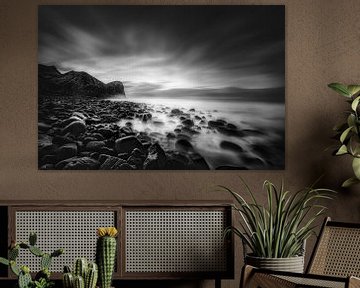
top-left (245, 254), bottom-right (305, 273)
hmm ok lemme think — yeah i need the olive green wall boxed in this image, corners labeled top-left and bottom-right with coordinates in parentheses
top-left (1, 0), bottom-right (359, 287)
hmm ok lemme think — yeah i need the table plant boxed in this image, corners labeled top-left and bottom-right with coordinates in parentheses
top-left (62, 258), bottom-right (98, 288)
top-left (328, 82), bottom-right (360, 187)
top-left (220, 178), bottom-right (335, 272)
top-left (0, 232), bottom-right (63, 288)
top-left (96, 227), bottom-right (118, 288)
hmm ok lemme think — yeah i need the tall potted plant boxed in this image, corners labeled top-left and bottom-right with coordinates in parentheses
top-left (328, 83), bottom-right (360, 187)
top-left (220, 179), bottom-right (334, 273)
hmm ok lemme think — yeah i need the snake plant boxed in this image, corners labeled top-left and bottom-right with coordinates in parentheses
top-left (221, 178), bottom-right (335, 258)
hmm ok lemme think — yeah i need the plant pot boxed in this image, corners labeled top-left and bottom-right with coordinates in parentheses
top-left (245, 254), bottom-right (304, 273)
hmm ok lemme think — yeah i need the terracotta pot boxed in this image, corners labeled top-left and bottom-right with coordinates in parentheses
top-left (245, 254), bottom-right (305, 273)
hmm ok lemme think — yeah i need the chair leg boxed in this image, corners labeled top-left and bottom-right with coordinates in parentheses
top-left (349, 276), bottom-right (360, 288)
top-left (240, 265), bottom-right (255, 288)
top-left (240, 265), bottom-right (296, 288)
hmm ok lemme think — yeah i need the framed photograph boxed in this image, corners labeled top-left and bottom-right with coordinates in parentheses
top-left (38, 5), bottom-right (285, 170)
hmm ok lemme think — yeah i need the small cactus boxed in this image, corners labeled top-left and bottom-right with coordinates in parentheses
top-left (63, 272), bottom-right (74, 288)
top-left (64, 265), bottom-right (72, 273)
top-left (96, 227), bottom-right (118, 288)
top-left (35, 268), bottom-right (50, 281)
top-left (18, 268), bottom-right (32, 288)
top-left (63, 259), bottom-right (98, 288)
top-left (51, 248), bottom-right (64, 257)
top-left (10, 260), bottom-right (20, 276)
top-left (29, 245), bottom-right (44, 257)
top-left (0, 232), bottom-right (64, 288)
top-left (29, 232), bottom-right (37, 246)
top-left (41, 253), bottom-right (52, 270)
top-left (19, 243), bottom-right (30, 249)
top-left (85, 263), bottom-right (98, 288)
top-left (74, 258), bottom-right (88, 279)
top-left (74, 275), bottom-right (85, 288)
top-left (9, 246), bottom-right (19, 260)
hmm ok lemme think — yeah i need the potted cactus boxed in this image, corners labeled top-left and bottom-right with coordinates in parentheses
top-left (62, 258), bottom-right (98, 288)
top-left (0, 232), bottom-right (63, 288)
top-left (96, 227), bottom-right (118, 288)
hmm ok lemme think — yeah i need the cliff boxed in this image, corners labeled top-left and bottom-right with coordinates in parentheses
top-left (38, 64), bottom-right (126, 98)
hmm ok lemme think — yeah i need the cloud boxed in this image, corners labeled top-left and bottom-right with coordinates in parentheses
top-left (38, 5), bottom-right (285, 96)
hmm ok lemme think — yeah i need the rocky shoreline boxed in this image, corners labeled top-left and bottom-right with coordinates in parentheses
top-left (39, 97), bottom-right (215, 170)
top-left (38, 95), bottom-right (281, 170)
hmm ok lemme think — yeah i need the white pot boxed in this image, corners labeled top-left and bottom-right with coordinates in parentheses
top-left (245, 254), bottom-right (305, 273)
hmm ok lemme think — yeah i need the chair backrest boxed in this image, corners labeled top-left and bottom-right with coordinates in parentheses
top-left (307, 217), bottom-right (360, 277)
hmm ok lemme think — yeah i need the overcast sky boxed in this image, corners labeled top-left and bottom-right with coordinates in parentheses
top-left (38, 5), bottom-right (284, 99)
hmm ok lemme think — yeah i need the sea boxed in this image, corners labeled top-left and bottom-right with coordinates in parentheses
top-left (111, 97), bottom-right (285, 169)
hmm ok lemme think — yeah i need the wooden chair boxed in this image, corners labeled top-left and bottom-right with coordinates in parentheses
top-left (241, 217), bottom-right (360, 288)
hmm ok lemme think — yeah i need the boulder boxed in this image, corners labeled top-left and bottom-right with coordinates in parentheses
top-left (52, 135), bottom-right (75, 145)
top-left (115, 136), bottom-right (143, 154)
top-left (72, 112), bottom-right (87, 121)
top-left (57, 143), bottom-right (77, 160)
top-left (181, 119), bottom-right (194, 127)
top-left (143, 143), bottom-right (167, 169)
top-left (85, 141), bottom-right (106, 152)
top-left (38, 122), bottom-right (52, 132)
top-left (220, 141), bottom-right (244, 153)
top-left (208, 120), bottom-right (226, 128)
top-left (56, 157), bottom-right (100, 170)
top-left (117, 163), bottom-right (137, 170)
top-left (175, 139), bottom-right (194, 153)
top-left (100, 155), bottom-right (126, 170)
top-left (63, 120), bottom-right (86, 137)
top-left (170, 108), bottom-right (182, 115)
top-left (98, 128), bottom-right (115, 138)
top-left (189, 153), bottom-right (210, 170)
top-left (166, 132), bottom-right (176, 139)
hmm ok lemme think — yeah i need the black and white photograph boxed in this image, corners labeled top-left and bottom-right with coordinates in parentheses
top-left (38, 5), bottom-right (285, 170)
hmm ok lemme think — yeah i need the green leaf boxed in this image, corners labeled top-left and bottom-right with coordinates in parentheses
top-left (336, 145), bottom-right (348, 155)
top-left (0, 257), bottom-right (9, 266)
top-left (347, 114), bottom-right (356, 128)
top-left (8, 247), bottom-right (19, 261)
top-left (354, 148), bottom-right (360, 157)
top-left (342, 177), bottom-right (360, 188)
top-left (10, 261), bottom-right (20, 276)
top-left (333, 122), bottom-right (348, 132)
top-left (29, 246), bottom-right (44, 257)
top-left (347, 85), bottom-right (360, 97)
top-left (352, 157), bottom-right (360, 179)
top-left (328, 83), bottom-right (350, 97)
top-left (351, 96), bottom-right (360, 111)
top-left (340, 126), bottom-right (352, 143)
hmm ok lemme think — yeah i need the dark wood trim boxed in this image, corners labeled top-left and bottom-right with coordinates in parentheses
top-left (120, 206), bottom-right (126, 279)
top-left (0, 206), bottom-right (8, 279)
top-left (0, 200), bottom-right (232, 207)
top-left (114, 206), bottom-right (122, 278)
top-left (327, 220), bottom-right (360, 229)
top-left (7, 207), bottom-right (16, 280)
top-left (119, 272), bottom-right (232, 280)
